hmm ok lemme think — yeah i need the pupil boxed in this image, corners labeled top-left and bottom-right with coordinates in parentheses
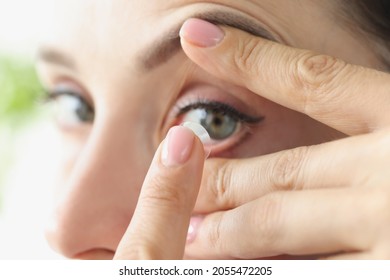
top-left (200, 109), bottom-right (237, 140)
top-left (213, 116), bottom-right (223, 126)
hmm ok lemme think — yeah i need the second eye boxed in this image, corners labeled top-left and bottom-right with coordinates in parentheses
top-left (44, 88), bottom-right (94, 128)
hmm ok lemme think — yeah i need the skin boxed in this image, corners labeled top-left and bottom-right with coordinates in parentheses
top-left (36, 0), bottom-right (389, 259)
top-left (181, 19), bottom-right (390, 259)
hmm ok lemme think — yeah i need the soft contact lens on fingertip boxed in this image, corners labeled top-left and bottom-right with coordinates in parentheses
top-left (181, 122), bottom-right (210, 144)
top-left (181, 121), bottom-right (211, 159)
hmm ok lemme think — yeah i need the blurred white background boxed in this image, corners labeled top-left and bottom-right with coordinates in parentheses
top-left (0, 0), bottom-right (63, 259)
top-left (0, 0), bottom-right (54, 56)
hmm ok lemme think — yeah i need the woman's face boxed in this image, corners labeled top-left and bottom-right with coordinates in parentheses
top-left (36, 0), bottom-right (382, 259)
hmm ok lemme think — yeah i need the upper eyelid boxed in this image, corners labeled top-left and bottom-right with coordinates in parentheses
top-left (176, 100), bottom-right (265, 124)
top-left (43, 88), bottom-right (95, 111)
top-left (44, 88), bottom-right (82, 101)
top-left (43, 80), bottom-right (95, 108)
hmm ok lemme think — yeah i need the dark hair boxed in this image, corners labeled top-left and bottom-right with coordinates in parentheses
top-left (342, 0), bottom-right (390, 68)
top-left (354, 0), bottom-right (390, 40)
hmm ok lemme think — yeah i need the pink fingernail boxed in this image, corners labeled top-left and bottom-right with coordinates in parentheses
top-left (180, 18), bottom-right (225, 48)
top-left (162, 126), bottom-right (195, 167)
top-left (187, 216), bottom-right (204, 243)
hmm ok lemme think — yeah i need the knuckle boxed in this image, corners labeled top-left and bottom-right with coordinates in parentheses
top-left (293, 53), bottom-right (348, 115)
top-left (207, 214), bottom-right (226, 254)
top-left (209, 160), bottom-right (234, 209)
top-left (271, 146), bottom-right (310, 190)
top-left (233, 36), bottom-right (263, 76)
top-left (252, 194), bottom-right (284, 251)
top-left (295, 53), bottom-right (346, 90)
top-left (142, 175), bottom-right (184, 210)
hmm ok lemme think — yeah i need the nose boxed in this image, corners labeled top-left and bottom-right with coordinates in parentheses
top-left (45, 119), bottom-right (151, 259)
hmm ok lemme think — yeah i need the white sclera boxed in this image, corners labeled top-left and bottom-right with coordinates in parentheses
top-left (181, 121), bottom-right (211, 159)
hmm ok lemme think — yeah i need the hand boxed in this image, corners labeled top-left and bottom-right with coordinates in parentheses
top-left (114, 126), bottom-right (205, 259)
top-left (180, 18), bottom-right (390, 259)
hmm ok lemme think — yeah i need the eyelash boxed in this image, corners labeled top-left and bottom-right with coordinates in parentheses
top-left (43, 89), bottom-right (92, 107)
top-left (44, 91), bottom-right (262, 125)
top-left (174, 98), bottom-right (265, 155)
top-left (43, 90), bottom-right (264, 154)
top-left (175, 98), bottom-right (264, 125)
top-left (42, 88), bottom-right (95, 126)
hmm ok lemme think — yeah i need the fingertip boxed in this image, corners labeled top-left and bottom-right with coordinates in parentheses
top-left (116, 125), bottom-right (207, 259)
top-left (161, 125), bottom-right (196, 167)
top-left (180, 18), bottom-right (225, 48)
top-left (181, 122), bottom-right (211, 159)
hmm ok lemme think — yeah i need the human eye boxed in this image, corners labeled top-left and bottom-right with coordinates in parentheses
top-left (44, 84), bottom-right (94, 129)
top-left (178, 100), bottom-right (262, 139)
top-left (173, 98), bottom-right (264, 156)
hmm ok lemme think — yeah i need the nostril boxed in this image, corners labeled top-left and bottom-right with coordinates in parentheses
top-left (45, 226), bottom-right (115, 259)
top-left (44, 216), bottom-right (87, 258)
top-left (44, 210), bottom-right (123, 259)
top-left (45, 224), bottom-right (76, 258)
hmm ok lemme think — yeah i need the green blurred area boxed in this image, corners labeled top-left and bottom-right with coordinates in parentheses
top-left (0, 56), bottom-right (42, 120)
top-left (0, 55), bottom-right (43, 208)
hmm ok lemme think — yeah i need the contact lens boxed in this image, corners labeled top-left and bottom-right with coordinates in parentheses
top-left (181, 121), bottom-right (211, 158)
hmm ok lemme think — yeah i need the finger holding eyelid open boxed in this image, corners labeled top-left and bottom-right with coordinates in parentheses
top-left (180, 19), bottom-right (390, 135)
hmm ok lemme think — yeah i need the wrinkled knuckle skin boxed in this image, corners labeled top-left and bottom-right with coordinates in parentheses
top-left (252, 194), bottom-right (284, 253)
top-left (212, 161), bottom-right (234, 209)
top-left (271, 147), bottom-right (310, 190)
top-left (294, 53), bottom-right (347, 114)
top-left (233, 36), bottom-right (262, 76)
top-left (207, 215), bottom-right (226, 255)
top-left (142, 175), bottom-right (185, 210)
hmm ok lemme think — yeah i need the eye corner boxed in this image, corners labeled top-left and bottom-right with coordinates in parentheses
top-left (45, 86), bottom-right (95, 129)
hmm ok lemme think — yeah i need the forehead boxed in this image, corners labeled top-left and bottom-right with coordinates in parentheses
top-left (43, 0), bottom-right (330, 46)
top-left (40, 0), bottom-right (343, 77)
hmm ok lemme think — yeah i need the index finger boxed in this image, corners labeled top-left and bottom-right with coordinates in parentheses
top-left (194, 131), bottom-right (374, 213)
top-left (180, 18), bottom-right (390, 135)
top-left (114, 126), bottom-right (205, 259)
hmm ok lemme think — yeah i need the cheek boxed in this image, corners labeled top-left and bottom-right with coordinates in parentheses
top-left (55, 129), bottom-right (90, 190)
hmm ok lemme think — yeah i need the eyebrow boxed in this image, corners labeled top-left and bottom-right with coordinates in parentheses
top-left (140, 10), bottom-right (276, 71)
top-left (36, 48), bottom-right (76, 69)
top-left (36, 10), bottom-right (276, 72)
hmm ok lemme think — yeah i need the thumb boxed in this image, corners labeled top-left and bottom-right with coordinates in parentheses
top-left (114, 124), bottom-right (207, 259)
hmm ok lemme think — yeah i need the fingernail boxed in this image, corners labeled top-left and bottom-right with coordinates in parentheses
top-left (180, 18), bottom-right (225, 48)
top-left (187, 216), bottom-right (204, 243)
top-left (162, 126), bottom-right (195, 167)
top-left (181, 122), bottom-right (211, 159)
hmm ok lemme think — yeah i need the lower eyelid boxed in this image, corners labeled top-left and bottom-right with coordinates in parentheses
top-left (205, 123), bottom-right (253, 157)
top-left (166, 84), bottom-right (265, 156)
